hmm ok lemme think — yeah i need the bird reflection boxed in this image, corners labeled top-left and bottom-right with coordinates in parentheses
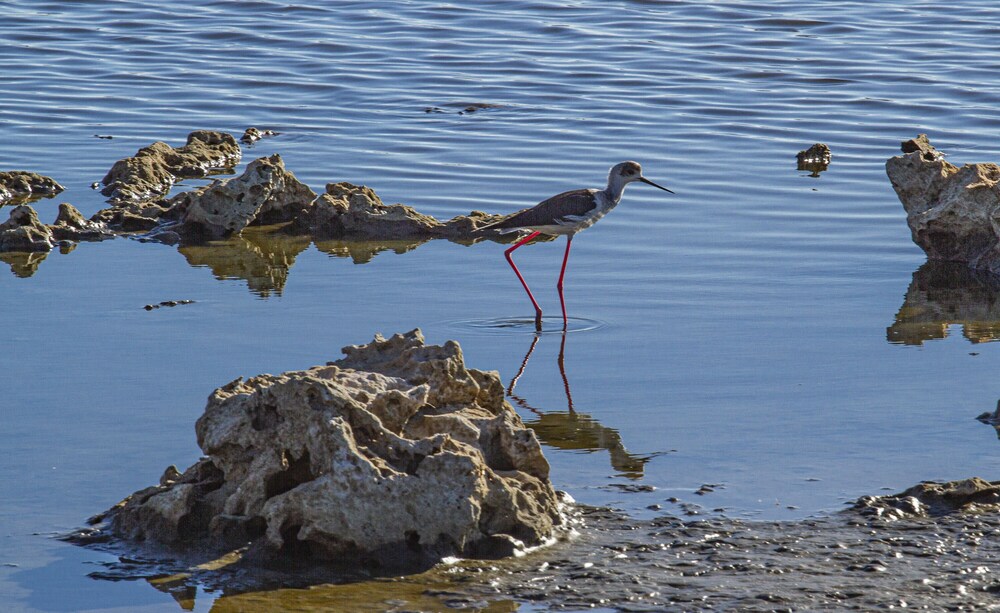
top-left (507, 331), bottom-right (653, 479)
top-left (888, 261), bottom-right (1000, 345)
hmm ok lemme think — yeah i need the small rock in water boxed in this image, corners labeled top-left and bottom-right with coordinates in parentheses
top-left (142, 300), bottom-right (195, 311)
top-left (0, 205), bottom-right (55, 253)
top-left (796, 143), bottom-right (832, 177)
top-left (239, 127), bottom-right (279, 145)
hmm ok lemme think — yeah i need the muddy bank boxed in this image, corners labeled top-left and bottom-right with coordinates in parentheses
top-left (71, 331), bottom-right (563, 572)
top-left (70, 480), bottom-right (1000, 611)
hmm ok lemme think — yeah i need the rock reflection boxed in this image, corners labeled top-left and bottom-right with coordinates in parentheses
top-left (313, 237), bottom-right (431, 265)
top-left (508, 332), bottom-right (652, 479)
top-left (177, 225), bottom-right (311, 297)
top-left (888, 261), bottom-right (1000, 345)
top-left (0, 250), bottom-right (49, 278)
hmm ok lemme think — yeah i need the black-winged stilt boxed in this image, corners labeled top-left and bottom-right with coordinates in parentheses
top-left (482, 161), bottom-right (673, 330)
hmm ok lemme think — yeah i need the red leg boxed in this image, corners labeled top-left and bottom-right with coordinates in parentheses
top-left (504, 231), bottom-right (543, 329)
top-left (556, 235), bottom-right (573, 329)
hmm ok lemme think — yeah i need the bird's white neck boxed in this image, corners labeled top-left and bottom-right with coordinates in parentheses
top-left (604, 175), bottom-right (630, 205)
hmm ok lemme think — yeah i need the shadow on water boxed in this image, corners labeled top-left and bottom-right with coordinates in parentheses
top-left (507, 331), bottom-right (656, 480)
top-left (888, 261), bottom-right (1000, 345)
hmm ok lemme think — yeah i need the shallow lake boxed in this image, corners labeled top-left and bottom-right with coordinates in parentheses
top-left (4, 0), bottom-right (1000, 610)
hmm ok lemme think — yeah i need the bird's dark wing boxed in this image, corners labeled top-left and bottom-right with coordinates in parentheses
top-left (490, 189), bottom-right (599, 230)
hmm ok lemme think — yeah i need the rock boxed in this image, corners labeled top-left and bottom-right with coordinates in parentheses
top-left (89, 330), bottom-right (562, 569)
top-left (167, 154), bottom-right (316, 241)
top-left (0, 171), bottom-right (64, 206)
top-left (100, 131), bottom-right (242, 203)
top-left (298, 181), bottom-right (507, 240)
top-left (91, 200), bottom-right (170, 232)
top-left (48, 203), bottom-right (114, 242)
top-left (796, 143), bottom-right (831, 177)
top-left (886, 135), bottom-right (1000, 272)
top-left (852, 477), bottom-right (1000, 520)
top-left (240, 127), bottom-right (279, 145)
top-left (0, 205), bottom-right (54, 252)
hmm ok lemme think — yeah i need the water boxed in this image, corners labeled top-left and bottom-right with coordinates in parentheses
top-left (4, 0), bottom-right (1000, 610)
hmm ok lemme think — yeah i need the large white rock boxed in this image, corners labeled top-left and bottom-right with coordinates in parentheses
top-left (886, 134), bottom-right (1000, 271)
top-left (98, 330), bottom-right (562, 569)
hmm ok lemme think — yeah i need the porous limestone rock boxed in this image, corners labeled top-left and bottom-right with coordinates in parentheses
top-left (0, 205), bottom-right (54, 252)
top-left (853, 477), bottom-right (1000, 520)
top-left (0, 171), bottom-right (64, 205)
top-left (49, 203), bottom-right (114, 242)
top-left (167, 154), bottom-right (317, 241)
top-left (89, 330), bottom-right (562, 569)
top-left (101, 130), bottom-right (241, 203)
top-left (299, 181), bottom-right (508, 240)
top-left (886, 135), bottom-right (1000, 272)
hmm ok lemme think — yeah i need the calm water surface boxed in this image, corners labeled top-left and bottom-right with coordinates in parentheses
top-left (4, 0), bottom-right (1000, 610)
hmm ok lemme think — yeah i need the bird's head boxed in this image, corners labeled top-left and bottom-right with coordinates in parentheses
top-left (610, 161), bottom-right (674, 193)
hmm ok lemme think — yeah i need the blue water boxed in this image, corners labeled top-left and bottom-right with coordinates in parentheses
top-left (5, 1), bottom-right (1000, 610)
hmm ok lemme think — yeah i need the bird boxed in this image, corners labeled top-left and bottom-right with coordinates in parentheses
top-left (481, 161), bottom-right (673, 331)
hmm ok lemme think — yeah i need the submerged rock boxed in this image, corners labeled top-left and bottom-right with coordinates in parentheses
top-left (853, 477), bottom-right (1000, 520)
top-left (101, 130), bottom-right (241, 203)
top-left (84, 330), bottom-right (562, 569)
top-left (0, 171), bottom-right (64, 206)
top-left (886, 135), bottom-right (1000, 273)
top-left (0, 205), bottom-right (55, 252)
top-left (299, 181), bottom-right (507, 240)
top-left (167, 154), bottom-right (316, 241)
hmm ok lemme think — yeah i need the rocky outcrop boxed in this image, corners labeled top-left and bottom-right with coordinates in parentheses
top-left (101, 131), bottom-right (241, 203)
top-left (0, 171), bottom-right (64, 205)
top-left (886, 135), bottom-right (1000, 273)
top-left (298, 182), bottom-right (508, 240)
top-left (853, 477), bottom-right (1000, 520)
top-left (166, 154), bottom-right (316, 240)
top-left (49, 203), bottom-right (115, 242)
top-left (0, 205), bottom-right (55, 252)
top-left (84, 330), bottom-right (562, 569)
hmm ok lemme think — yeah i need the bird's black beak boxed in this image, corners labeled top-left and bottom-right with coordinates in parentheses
top-left (639, 177), bottom-right (674, 193)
